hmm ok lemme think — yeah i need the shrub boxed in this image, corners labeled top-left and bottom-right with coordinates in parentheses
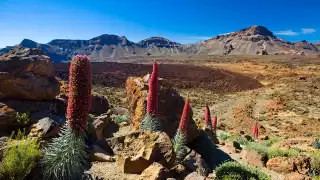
top-left (266, 147), bottom-right (300, 159)
top-left (245, 141), bottom-right (300, 159)
top-left (215, 161), bottom-right (270, 180)
top-left (15, 112), bottom-right (31, 125)
top-left (41, 55), bottom-right (92, 180)
top-left (112, 115), bottom-right (129, 124)
top-left (0, 130), bottom-right (40, 180)
top-left (310, 150), bottom-right (320, 176)
top-left (314, 139), bottom-right (320, 150)
top-left (260, 137), bottom-right (283, 147)
top-left (245, 142), bottom-right (269, 157)
top-left (219, 132), bottom-right (249, 145)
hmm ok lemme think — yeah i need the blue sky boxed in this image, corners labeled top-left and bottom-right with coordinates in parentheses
top-left (0, 0), bottom-right (319, 48)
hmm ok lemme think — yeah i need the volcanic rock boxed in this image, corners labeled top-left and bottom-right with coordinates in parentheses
top-left (126, 74), bottom-right (199, 142)
top-left (0, 47), bottom-right (60, 100)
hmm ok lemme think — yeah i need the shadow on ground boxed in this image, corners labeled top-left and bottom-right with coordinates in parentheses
top-left (55, 62), bottom-right (263, 93)
top-left (188, 131), bottom-right (234, 170)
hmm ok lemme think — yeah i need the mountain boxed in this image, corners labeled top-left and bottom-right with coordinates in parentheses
top-left (202, 26), bottom-right (318, 55)
top-left (1, 26), bottom-right (319, 62)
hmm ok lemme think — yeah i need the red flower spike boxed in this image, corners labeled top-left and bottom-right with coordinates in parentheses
top-left (146, 62), bottom-right (159, 115)
top-left (212, 115), bottom-right (217, 130)
top-left (66, 55), bottom-right (92, 133)
top-left (205, 105), bottom-right (211, 126)
top-left (253, 122), bottom-right (259, 139)
top-left (178, 95), bottom-right (190, 133)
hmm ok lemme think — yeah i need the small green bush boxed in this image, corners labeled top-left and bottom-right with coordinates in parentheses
top-left (111, 115), bottom-right (129, 124)
top-left (219, 132), bottom-right (249, 145)
top-left (245, 141), bottom-right (300, 159)
top-left (310, 150), bottom-right (320, 176)
top-left (312, 176), bottom-right (320, 180)
top-left (245, 142), bottom-right (269, 157)
top-left (0, 130), bottom-right (40, 180)
top-left (260, 137), bottom-right (283, 147)
top-left (313, 139), bottom-right (320, 150)
top-left (15, 112), bottom-right (32, 125)
top-left (215, 161), bottom-right (270, 180)
top-left (267, 147), bottom-right (300, 159)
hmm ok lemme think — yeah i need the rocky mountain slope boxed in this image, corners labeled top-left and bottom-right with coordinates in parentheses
top-left (203, 26), bottom-right (319, 55)
top-left (1, 26), bottom-right (319, 62)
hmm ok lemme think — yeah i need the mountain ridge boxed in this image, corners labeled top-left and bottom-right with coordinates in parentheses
top-left (1, 26), bottom-right (319, 62)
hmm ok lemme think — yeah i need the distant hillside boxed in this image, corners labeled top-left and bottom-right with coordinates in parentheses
top-left (202, 26), bottom-right (319, 55)
top-left (1, 26), bottom-right (319, 62)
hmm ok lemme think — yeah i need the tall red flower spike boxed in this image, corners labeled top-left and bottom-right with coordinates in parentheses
top-left (253, 122), bottom-right (259, 139)
top-left (67, 55), bottom-right (92, 133)
top-left (212, 115), bottom-right (217, 130)
top-left (205, 105), bottom-right (211, 126)
top-left (146, 62), bottom-right (159, 115)
top-left (178, 95), bottom-right (190, 133)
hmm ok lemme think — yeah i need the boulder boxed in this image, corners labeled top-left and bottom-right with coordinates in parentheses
top-left (256, 49), bottom-right (268, 55)
top-left (170, 164), bottom-right (190, 179)
top-left (140, 162), bottom-right (172, 180)
top-left (0, 46), bottom-right (60, 100)
top-left (116, 131), bottom-right (175, 174)
top-left (0, 102), bottom-right (16, 126)
top-left (107, 107), bottom-right (131, 118)
top-left (272, 137), bottom-right (318, 152)
top-left (184, 172), bottom-right (205, 180)
top-left (92, 113), bottom-right (110, 140)
top-left (30, 111), bottom-right (66, 124)
top-left (184, 150), bottom-right (210, 176)
top-left (55, 93), bottom-right (109, 115)
top-left (266, 156), bottom-right (311, 174)
top-left (106, 132), bottom-right (140, 155)
top-left (284, 172), bottom-right (312, 180)
top-left (28, 117), bottom-right (60, 139)
top-left (241, 149), bottom-right (265, 167)
top-left (91, 95), bottom-right (109, 114)
top-left (0, 99), bottom-right (67, 129)
top-left (91, 144), bottom-right (115, 162)
top-left (126, 75), bottom-right (199, 142)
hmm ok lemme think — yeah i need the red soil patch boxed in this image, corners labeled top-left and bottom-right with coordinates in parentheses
top-left (54, 62), bottom-right (262, 93)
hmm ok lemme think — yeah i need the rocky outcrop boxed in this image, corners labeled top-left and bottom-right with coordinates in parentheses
top-left (92, 113), bottom-right (110, 140)
top-left (137, 37), bottom-right (181, 48)
top-left (126, 74), bottom-right (199, 142)
top-left (116, 131), bottom-right (175, 174)
top-left (241, 149), bottom-right (265, 167)
top-left (90, 95), bottom-right (109, 114)
top-left (184, 172), bottom-right (205, 180)
top-left (0, 102), bottom-right (16, 126)
top-left (28, 117), bottom-right (60, 139)
top-left (203, 26), bottom-right (319, 55)
top-left (266, 156), bottom-right (311, 175)
top-left (140, 162), bottom-right (172, 180)
top-left (0, 47), bottom-right (60, 100)
top-left (294, 40), bottom-right (318, 52)
top-left (184, 150), bottom-right (210, 176)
